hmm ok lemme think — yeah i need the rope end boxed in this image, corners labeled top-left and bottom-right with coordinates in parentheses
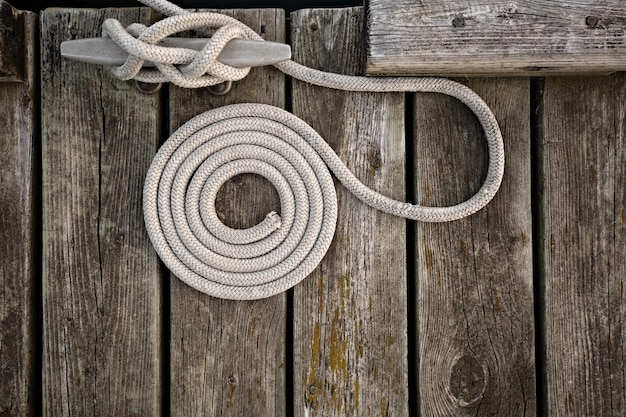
top-left (266, 211), bottom-right (282, 229)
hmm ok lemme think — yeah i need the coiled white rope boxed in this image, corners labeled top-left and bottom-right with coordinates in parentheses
top-left (104, 0), bottom-right (505, 299)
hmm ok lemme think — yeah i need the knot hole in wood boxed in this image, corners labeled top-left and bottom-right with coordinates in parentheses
top-left (448, 354), bottom-right (488, 407)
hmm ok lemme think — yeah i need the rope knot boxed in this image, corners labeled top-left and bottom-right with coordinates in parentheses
top-left (102, 12), bottom-right (263, 88)
top-left (102, 0), bottom-right (506, 299)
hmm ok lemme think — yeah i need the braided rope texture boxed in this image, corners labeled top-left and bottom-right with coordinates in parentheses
top-left (106, 0), bottom-right (505, 300)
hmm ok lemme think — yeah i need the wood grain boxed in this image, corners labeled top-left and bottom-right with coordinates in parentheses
top-left (413, 78), bottom-right (536, 416)
top-left (0, 6), bottom-right (38, 417)
top-left (539, 75), bottom-right (626, 417)
top-left (168, 9), bottom-right (287, 417)
top-left (366, 0), bottom-right (626, 76)
top-left (291, 8), bottom-right (408, 417)
top-left (41, 8), bottom-right (162, 417)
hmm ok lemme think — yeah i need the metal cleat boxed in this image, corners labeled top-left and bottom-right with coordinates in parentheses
top-left (60, 37), bottom-right (292, 68)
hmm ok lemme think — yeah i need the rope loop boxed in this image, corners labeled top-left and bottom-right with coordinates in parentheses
top-left (101, 12), bottom-right (258, 87)
top-left (143, 104), bottom-right (338, 300)
top-left (102, 0), bottom-right (506, 299)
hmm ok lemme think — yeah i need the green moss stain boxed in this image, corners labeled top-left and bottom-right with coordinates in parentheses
top-left (305, 322), bottom-right (322, 408)
top-left (380, 396), bottom-right (388, 417)
top-left (307, 270), bottom-right (370, 414)
top-left (329, 308), bottom-right (347, 374)
top-left (424, 247), bottom-right (434, 270)
top-left (226, 376), bottom-right (237, 409)
top-left (307, 323), bottom-right (321, 387)
top-left (493, 289), bottom-right (503, 313)
top-left (338, 273), bottom-right (353, 315)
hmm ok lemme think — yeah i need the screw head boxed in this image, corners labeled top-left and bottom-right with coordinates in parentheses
top-left (585, 16), bottom-right (599, 28)
top-left (208, 81), bottom-right (233, 96)
top-left (135, 80), bottom-right (162, 94)
top-left (452, 17), bottom-right (466, 28)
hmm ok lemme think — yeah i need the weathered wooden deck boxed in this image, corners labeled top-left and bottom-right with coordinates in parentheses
top-left (1, 2), bottom-right (625, 417)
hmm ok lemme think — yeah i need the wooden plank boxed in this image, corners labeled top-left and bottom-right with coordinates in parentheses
top-left (0, 1), bottom-right (29, 82)
top-left (0, 6), bottom-right (38, 417)
top-left (168, 9), bottom-right (286, 417)
top-left (539, 75), bottom-right (626, 417)
top-left (413, 79), bottom-right (535, 415)
top-left (41, 8), bottom-right (163, 417)
top-left (291, 8), bottom-right (408, 417)
top-left (366, 0), bottom-right (626, 76)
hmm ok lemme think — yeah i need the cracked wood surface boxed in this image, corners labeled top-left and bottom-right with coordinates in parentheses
top-left (30, 4), bottom-right (626, 417)
top-left (168, 9), bottom-right (287, 417)
top-left (413, 78), bottom-right (536, 416)
top-left (41, 8), bottom-right (162, 417)
top-left (539, 75), bottom-right (626, 417)
top-left (0, 3), bottom-right (37, 416)
top-left (366, 0), bottom-right (626, 76)
top-left (291, 8), bottom-right (408, 417)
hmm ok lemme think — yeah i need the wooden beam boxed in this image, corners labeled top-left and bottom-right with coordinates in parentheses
top-left (413, 78), bottom-right (536, 415)
top-left (168, 10), bottom-right (287, 417)
top-left (291, 8), bottom-right (408, 417)
top-left (41, 8), bottom-right (163, 416)
top-left (0, 1), bottom-right (34, 82)
top-left (366, 0), bottom-right (626, 76)
top-left (0, 4), bottom-right (38, 416)
top-left (538, 75), bottom-right (626, 416)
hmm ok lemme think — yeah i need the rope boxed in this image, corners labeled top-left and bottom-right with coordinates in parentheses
top-left (104, 0), bottom-right (505, 300)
